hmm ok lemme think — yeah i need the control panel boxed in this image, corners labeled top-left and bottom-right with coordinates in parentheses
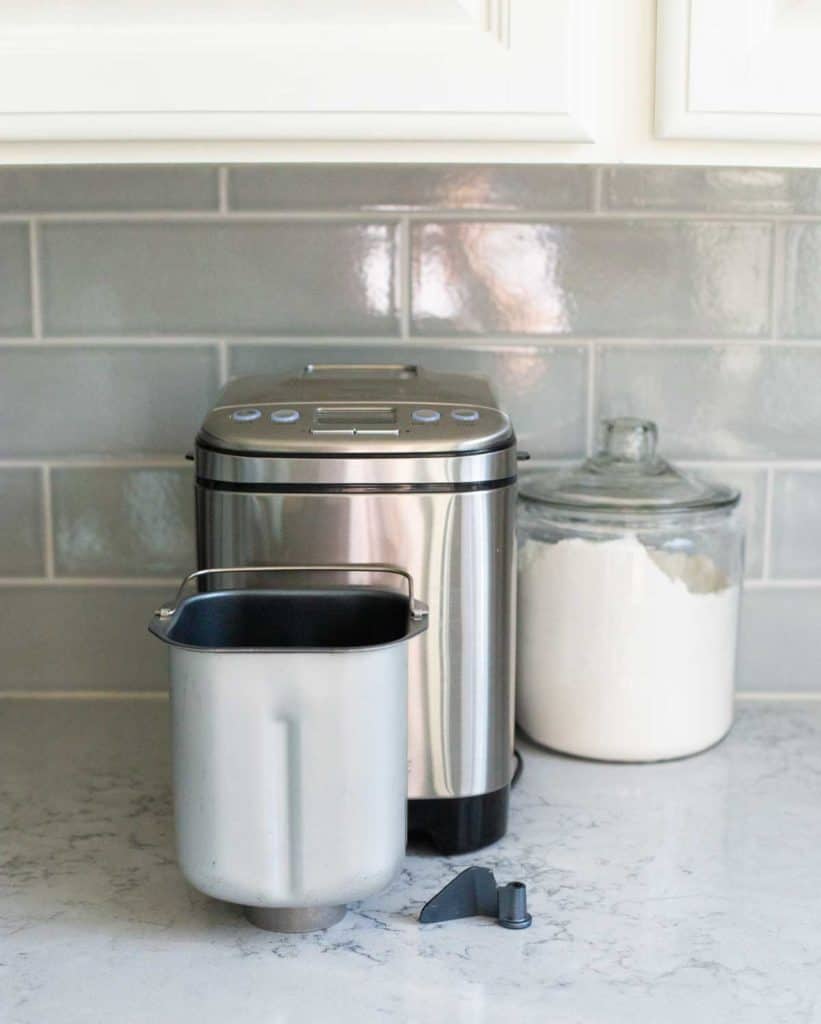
top-left (207, 401), bottom-right (509, 455)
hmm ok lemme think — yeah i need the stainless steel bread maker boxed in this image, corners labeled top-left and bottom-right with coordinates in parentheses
top-left (194, 363), bottom-right (517, 852)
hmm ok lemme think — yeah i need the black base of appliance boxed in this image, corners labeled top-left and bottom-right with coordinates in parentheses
top-left (407, 786), bottom-right (509, 855)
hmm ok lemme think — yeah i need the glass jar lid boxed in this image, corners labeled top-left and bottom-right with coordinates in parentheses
top-left (520, 418), bottom-right (740, 513)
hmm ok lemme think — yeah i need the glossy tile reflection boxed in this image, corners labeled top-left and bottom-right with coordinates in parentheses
top-left (53, 467), bottom-right (195, 577)
top-left (597, 344), bottom-right (821, 458)
top-left (0, 469), bottom-right (43, 575)
top-left (411, 221), bottom-right (771, 337)
top-left (0, 346), bottom-right (217, 456)
top-left (0, 224), bottom-right (32, 335)
top-left (604, 166), bottom-right (821, 214)
top-left (41, 221), bottom-right (399, 335)
top-left (739, 590), bottom-right (821, 690)
top-left (0, 167), bottom-right (219, 213)
top-left (0, 587), bottom-right (168, 689)
top-left (770, 470), bottom-right (821, 578)
top-left (781, 222), bottom-right (821, 338)
top-left (230, 164), bottom-right (594, 211)
top-left (412, 222), bottom-right (570, 333)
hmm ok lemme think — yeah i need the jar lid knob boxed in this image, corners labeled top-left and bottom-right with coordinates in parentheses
top-left (601, 418), bottom-right (658, 464)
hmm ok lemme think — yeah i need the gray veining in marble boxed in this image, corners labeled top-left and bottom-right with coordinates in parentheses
top-left (2, 699), bottom-right (820, 1024)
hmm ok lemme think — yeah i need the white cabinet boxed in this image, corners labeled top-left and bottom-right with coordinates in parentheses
top-left (0, 1), bottom-right (596, 143)
top-left (656, 0), bottom-right (821, 142)
top-left (2, 0), bottom-right (821, 164)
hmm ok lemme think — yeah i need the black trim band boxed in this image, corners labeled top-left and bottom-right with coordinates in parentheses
top-left (196, 475), bottom-right (517, 495)
top-left (408, 785), bottom-right (509, 854)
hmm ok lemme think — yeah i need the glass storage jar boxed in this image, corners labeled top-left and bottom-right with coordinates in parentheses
top-left (517, 418), bottom-right (744, 762)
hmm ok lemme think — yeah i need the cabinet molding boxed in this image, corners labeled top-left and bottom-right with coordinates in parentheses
top-left (0, 0), bottom-right (596, 142)
top-left (657, 0), bottom-right (821, 142)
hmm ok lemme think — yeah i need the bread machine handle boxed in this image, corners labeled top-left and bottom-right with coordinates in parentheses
top-left (302, 363), bottom-right (417, 378)
top-left (154, 564), bottom-right (427, 621)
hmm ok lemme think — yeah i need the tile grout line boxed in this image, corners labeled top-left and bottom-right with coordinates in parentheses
top-left (770, 221), bottom-right (784, 341)
top-left (0, 456), bottom-right (191, 469)
top-left (28, 219), bottom-right (43, 339)
top-left (3, 574), bottom-right (819, 589)
top-left (585, 342), bottom-right (596, 455)
top-left (2, 209), bottom-right (821, 226)
top-left (6, 334), bottom-right (821, 350)
top-left (0, 336), bottom-right (235, 349)
top-left (217, 167), bottom-right (229, 213)
top-left (404, 210), bottom-right (820, 225)
top-left (0, 691), bottom-right (169, 700)
top-left (736, 692), bottom-right (821, 701)
top-left (0, 210), bottom-right (403, 225)
top-left (679, 458), bottom-right (821, 471)
top-left (0, 576), bottom-right (186, 587)
top-left (398, 215), bottom-right (412, 340)
top-left (2, 689), bottom-right (819, 702)
top-left (761, 466), bottom-right (776, 580)
top-left (40, 465), bottom-right (55, 579)
top-left (4, 335), bottom-right (818, 352)
top-left (745, 578), bottom-right (821, 589)
top-left (590, 167), bottom-right (603, 213)
top-left (217, 339), bottom-right (230, 385)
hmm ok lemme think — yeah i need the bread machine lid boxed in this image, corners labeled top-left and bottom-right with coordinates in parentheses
top-left (196, 364), bottom-right (514, 458)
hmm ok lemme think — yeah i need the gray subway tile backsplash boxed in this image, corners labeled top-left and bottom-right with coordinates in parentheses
top-left (0, 163), bottom-right (818, 691)
top-left (0, 224), bottom-right (32, 335)
top-left (597, 344), bottom-right (821, 459)
top-left (411, 220), bottom-right (771, 337)
top-left (0, 469), bottom-right (44, 576)
top-left (781, 222), bottom-right (821, 339)
top-left (738, 587), bottom-right (821, 693)
top-left (604, 166), bottom-right (821, 214)
top-left (230, 164), bottom-right (594, 211)
top-left (771, 471), bottom-right (821, 578)
top-left (0, 586), bottom-right (169, 690)
top-left (52, 466), bottom-right (195, 578)
top-left (40, 221), bottom-right (399, 336)
top-left (229, 342), bottom-right (587, 458)
top-left (0, 166), bottom-right (219, 212)
top-left (0, 345), bottom-right (217, 456)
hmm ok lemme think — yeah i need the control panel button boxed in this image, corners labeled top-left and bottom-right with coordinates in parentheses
top-left (271, 408), bottom-right (300, 423)
top-left (451, 408), bottom-right (479, 422)
top-left (231, 408), bottom-right (262, 423)
top-left (412, 408), bottom-right (440, 424)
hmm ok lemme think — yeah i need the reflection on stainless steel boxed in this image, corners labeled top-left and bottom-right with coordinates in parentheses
top-left (196, 486), bottom-right (516, 798)
top-left (197, 448), bottom-right (516, 487)
top-left (195, 366), bottom-right (517, 820)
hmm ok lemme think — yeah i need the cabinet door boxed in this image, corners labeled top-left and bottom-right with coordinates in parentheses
top-left (657, 0), bottom-right (821, 141)
top-left (0, 1), bottom-right (596, 142)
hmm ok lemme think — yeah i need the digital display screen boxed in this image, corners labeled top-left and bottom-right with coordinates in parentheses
top-left (315, 406), bottom-right (397, 427)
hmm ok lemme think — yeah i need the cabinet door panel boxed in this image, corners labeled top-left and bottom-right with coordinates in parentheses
top-left (657, 0), bottom-right (821, 141)
top-left (0, 1), bottom-right (596, 141)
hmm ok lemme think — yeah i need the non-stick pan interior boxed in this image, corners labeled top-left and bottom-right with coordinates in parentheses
top-left (165, 586), bottom-right (411, 650)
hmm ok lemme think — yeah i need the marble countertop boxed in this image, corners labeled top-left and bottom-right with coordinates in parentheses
top-left (2, 698), bottom-right (821, 1024)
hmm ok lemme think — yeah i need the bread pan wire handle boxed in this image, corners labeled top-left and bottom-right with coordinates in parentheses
top-left (154, 564), bottom-right (427, 621)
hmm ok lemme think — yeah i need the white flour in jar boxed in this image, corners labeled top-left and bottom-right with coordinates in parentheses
top-left (516, 535), bottom-right (739, 761)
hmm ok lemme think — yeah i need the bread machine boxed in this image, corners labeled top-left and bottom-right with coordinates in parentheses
top-left (193, 363), bottom-right (517, 853)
